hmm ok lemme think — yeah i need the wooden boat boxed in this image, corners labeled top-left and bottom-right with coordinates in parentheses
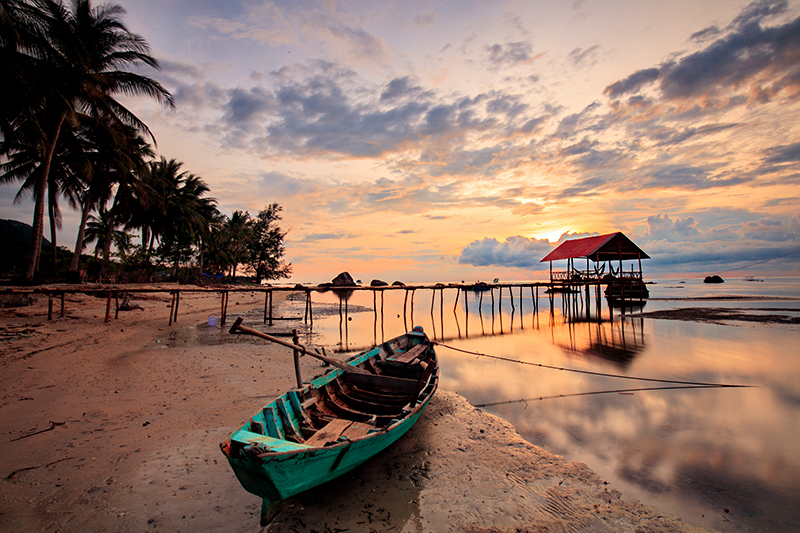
top-left (220, 323), bottom-right (439, 526)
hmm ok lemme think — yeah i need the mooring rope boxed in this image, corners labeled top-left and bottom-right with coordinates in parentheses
top-left (432, 341), bottom-right (752, 388)
top-left (473, 384), bottom-right (728, 408)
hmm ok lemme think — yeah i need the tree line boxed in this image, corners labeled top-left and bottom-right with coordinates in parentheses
top-left (1, 0), bottom-right (291, 283)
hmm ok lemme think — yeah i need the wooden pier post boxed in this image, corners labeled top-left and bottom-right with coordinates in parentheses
top-left (48, 293), bottom-right (53, 321)
top-left (264, 292), bottom-right (269, 324)
top-left (292, 329), bottom-right (302, 388)
top-left (60, 293), bottom-right (65, 318)
top-left (307, 290), bottom-right (312, 327)
top-left (105, 292), bottom-right (112, 323)
top-left (115, 291), bottom-right (119, 320)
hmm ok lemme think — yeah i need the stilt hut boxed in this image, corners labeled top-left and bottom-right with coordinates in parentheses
top-left (540, 232), bottom-right (650, 300)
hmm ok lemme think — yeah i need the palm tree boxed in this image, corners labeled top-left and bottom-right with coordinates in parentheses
top-left (0, 117), bottom-right (89, 276)
top-left (1, 0), bottom-right (173, 282)
top-left (225, 210), bottom-right (252, 280)
top-left (68, 122), bottom-right (152, 273)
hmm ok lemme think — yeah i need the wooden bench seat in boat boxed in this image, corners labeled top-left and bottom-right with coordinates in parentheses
top-left (340, 371), bottom-right (418, 395)
top-left (304, 419), bottom-right (374, 447)
top-left (389, 343), bottom-right (428, 363)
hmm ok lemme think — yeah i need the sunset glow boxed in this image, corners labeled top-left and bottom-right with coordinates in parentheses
top-left (2, 0), bottom-right (799, 282)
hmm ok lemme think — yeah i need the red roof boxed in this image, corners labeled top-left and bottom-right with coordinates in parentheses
top-left (540, 232), bottom-right (649, 263)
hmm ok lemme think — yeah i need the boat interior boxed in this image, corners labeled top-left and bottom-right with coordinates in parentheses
top-left (239, 338), bottom-right (438, 451)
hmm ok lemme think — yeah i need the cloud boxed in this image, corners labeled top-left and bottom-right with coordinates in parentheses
top-left (173, 82), bottom-right (227, 109)
top-left (763, 142), bottom-right (800, 164)
top-left (568, 45), bottom-right (601, 67)
top-left (459, 235), bottom-right (554, 267)
top-left (190, 2), bottom-right (392, 66)
top-left (486, 41), bottom-right (536, 67)
top-left (645, 214), bottom-right (702, 242)
top-left (604, 68), bottom-right (661, 98)
top-left (742, 216), bottom-right (800, 242)
top-left (604, 4), bottom-right (800, 104)
top-left (380, 76), bottom-right (426, 101)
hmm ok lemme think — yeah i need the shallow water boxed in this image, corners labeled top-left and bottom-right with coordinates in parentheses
top-left (266, 277), bottom-right (800, 533)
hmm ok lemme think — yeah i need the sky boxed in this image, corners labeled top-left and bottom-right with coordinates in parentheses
top-left (2, 0), bottom-right (800, 283)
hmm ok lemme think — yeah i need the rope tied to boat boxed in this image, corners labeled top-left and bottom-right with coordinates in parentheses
top-left (430, 341), bottom-right (753, 389)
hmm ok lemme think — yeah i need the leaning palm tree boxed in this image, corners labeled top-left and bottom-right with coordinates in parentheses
top-left (1, 0), bottom-right (173, 281)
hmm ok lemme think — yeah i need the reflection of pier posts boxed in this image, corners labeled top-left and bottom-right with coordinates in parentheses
top-left (464, 290), bottom-right (469, 337)
top-left (410, 289), bottom-right (416, 327)
top-left (430, 289), bottom-right (437, 340)
top-left (478, 289), bottom-right (485, 335)
top-left (373, 291), bottom-right (378, 344)
top-left (498, 287), bottom-right (504, 333)
top-left (509, 286), bottom-right (516, 332)
top-left (439, 288), bottom-right (445, 340)
top-left (490, 288), bottom-right (495, 334)
top-left (453, 289), bottom-right (462, 338)
top-left (403, 289), bottom-right (409, 331)
top-left (338, 295), bottom-right (343, 345)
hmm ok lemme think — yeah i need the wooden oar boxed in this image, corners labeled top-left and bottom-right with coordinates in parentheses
top-left (228, 317), bottom-right (369, 375)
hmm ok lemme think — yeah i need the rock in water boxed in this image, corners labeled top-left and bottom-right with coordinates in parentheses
top-left (703, 275), bottom-right (724, 284)
top-left (331, 272), bottom-right (357, 286)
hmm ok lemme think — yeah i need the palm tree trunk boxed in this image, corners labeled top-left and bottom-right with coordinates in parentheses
top-left (99, 222), bottom-right (113, 279)
top-left (70, 199), bottom-right (92, 271)
top-left (48, 187), bottom-right (58, 277)
top-left (26, 112), bottom-right (66, 281)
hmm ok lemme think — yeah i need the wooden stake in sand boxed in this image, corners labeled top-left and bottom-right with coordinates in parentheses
top-left (228, 317), bottom-right (368, 375)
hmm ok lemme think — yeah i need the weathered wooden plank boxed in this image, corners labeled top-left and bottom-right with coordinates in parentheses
top-left (391, 343), bottom-right (428, 363)
top-left (342, 422), bottom-right (373, 439)
top-left (341, 372), bottom-right (419, 394)
top-left (304, 418), bottom-right (352, 447)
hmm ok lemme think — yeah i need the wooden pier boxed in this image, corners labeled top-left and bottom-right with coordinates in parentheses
top-left (1, 277), bottom-right (646, 328)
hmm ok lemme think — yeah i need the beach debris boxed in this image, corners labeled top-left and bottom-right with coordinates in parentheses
top-left (9, 420), bottom-right (66, 442)
top-left (4, 456), bottom-right (75, 480)
top-left (118, 293), bottom-right (143, 311)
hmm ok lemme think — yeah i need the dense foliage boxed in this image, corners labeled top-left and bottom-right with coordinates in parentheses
top-left (0, 0), bottom-right (290, 283)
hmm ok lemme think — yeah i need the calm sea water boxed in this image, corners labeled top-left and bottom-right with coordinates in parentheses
top-left (277, 276), bottom-right (800, 533)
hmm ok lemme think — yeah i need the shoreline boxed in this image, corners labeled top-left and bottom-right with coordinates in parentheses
top-left (0, 289), bottom-right (714, 532)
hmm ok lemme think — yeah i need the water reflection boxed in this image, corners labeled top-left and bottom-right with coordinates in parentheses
top-left (277, 281), bottom-right (800, 533)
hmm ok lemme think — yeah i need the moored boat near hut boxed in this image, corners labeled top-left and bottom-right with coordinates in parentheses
top-left (540, 232), bottom-right (650, 301)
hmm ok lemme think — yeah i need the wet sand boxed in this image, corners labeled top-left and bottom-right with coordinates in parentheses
top-left (0, 287), bottom-right (714, 532)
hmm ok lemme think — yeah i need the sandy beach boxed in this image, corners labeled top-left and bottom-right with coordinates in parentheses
top-left (0, 286), bottom-right (714, 532)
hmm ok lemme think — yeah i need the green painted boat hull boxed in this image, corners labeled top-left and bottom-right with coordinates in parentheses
top-left (225, 401), bottom-right (430, 501)
top-left (220, 329), bottom-right (438, 522)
